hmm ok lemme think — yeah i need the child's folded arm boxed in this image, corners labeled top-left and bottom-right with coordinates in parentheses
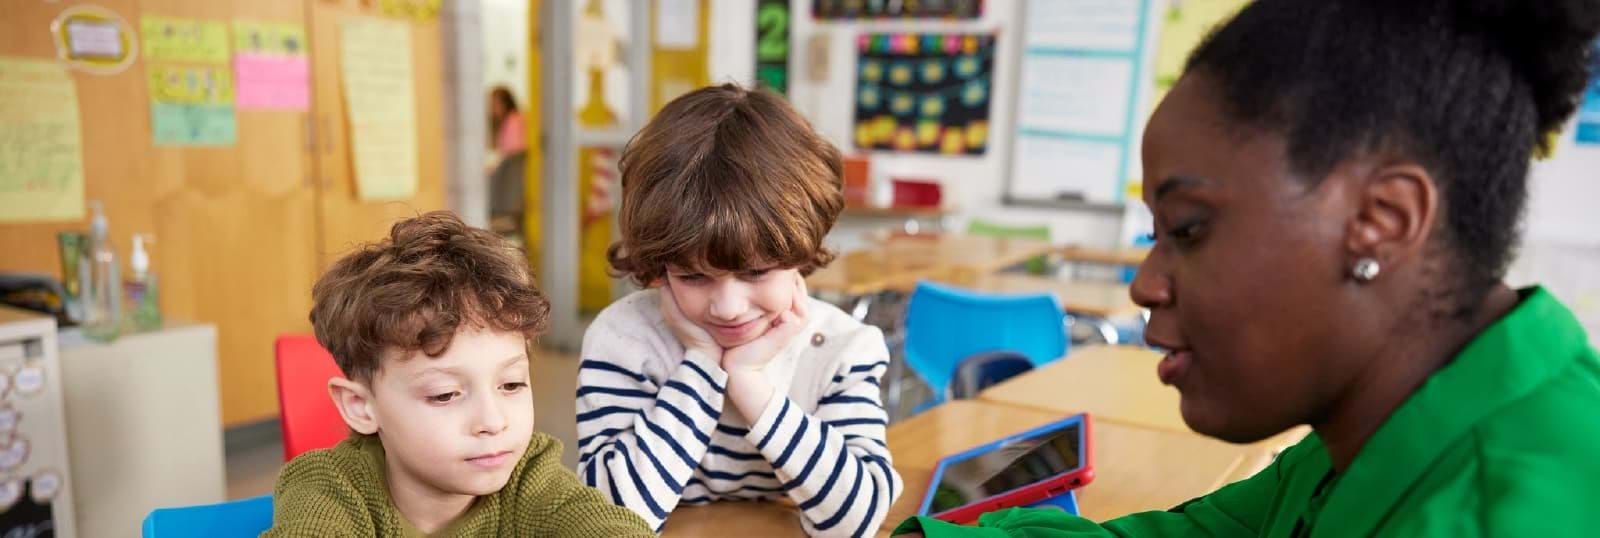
top-left (499, 432), bottom-right (656, 537)
top-left (575, 323), bottom-right (729, 531)
top-left (744, 326), bottom-right (903, 537)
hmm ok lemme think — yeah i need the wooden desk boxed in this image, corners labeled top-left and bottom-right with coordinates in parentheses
top-left (1058, 246), bottom-right (1150, 267)
top-left (935, 273), bottom-right (1140, 319)
top-left (808, 234), bottom-right (1058, 296)
top-left (976, 346), bottom-right (1310, 475)
top-left (660, 470), bottom-right (932, 537)
top-left (978, 346), bottom-right (1185, 433)
top-left (887, 400), bottom-right (1274, 522)
top-left (663, 499), bottom-right (806, 537)
top-left (662, 396), bottom-right (1299, 534)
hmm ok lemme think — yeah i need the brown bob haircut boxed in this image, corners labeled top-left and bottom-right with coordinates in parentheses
top-left (607, 83), bottom-right (845, 287)
top-left (309, 211), bottom-right (550, 384)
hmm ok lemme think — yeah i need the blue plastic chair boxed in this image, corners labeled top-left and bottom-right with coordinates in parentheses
top-left (902, 281), bottom-right (1068, 414)
top-left (142, 495), bottom-right (273, 537)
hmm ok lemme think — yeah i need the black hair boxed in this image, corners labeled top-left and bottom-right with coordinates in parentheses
top-left (1186, 0), bottom-right (1600, 315)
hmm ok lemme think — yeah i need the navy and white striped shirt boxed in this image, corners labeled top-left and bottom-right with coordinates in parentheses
top-left (576, 290), bottom-right (902, 536)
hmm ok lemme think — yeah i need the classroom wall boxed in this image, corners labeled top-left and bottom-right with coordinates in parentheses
top-left (0, 0), bottom-right (448, 425)
top-left (481, 0), bottom-right (531, 108)
top-left (709, 0), bottom-right (1129, 250)
top-left (1514, 133), bottom-right (1600, 344)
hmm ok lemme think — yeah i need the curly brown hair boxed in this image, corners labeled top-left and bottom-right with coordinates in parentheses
top-left (607, 83), bottom-right (845, 287)
top-left (309, 211), bottom-right (549, 383)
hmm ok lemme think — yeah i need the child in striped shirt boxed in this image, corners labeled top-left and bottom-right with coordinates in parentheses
top-left (577, 84), bottom-right (902, 536)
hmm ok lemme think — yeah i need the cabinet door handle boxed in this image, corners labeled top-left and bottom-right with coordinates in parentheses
top-left (320, 115), bottom-right (334, 154)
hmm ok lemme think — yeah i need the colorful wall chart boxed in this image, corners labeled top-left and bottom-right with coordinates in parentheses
top-left (142, 15), bottom-right (235, 145)
top-left (853, 32), bottom-right (995, 156)
top-left (815, 0), bottom-right (982, 19)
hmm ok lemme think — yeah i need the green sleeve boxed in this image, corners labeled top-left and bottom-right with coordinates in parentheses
top-left (892, 446), bottom-right (1289, 538)
top-left (259, 451), bottom-right (372, 538)
top-left (510, 433), bottom-right (655, 538)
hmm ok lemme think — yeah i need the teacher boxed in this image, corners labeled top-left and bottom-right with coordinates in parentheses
top-left (897, 0), bottom-right (1600, 536)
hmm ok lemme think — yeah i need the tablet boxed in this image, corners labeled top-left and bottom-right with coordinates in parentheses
top-left (917, 413), bottom-right (1094, 524)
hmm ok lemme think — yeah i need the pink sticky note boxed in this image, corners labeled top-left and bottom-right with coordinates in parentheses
top-left (234, 53), bottom-right (309, 110)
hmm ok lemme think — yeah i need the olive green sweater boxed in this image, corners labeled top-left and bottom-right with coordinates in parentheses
top-left (262, 432), bottom-right (652, 537)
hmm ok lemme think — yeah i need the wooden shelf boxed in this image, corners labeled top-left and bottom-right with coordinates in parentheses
top-left (841, 203), bottom-right (951, 218)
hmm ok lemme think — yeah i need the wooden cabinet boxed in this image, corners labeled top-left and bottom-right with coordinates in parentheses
top-left (306, 0), bottom-right (446, 264)
top-left (0, 0), bottom-right (445, 425)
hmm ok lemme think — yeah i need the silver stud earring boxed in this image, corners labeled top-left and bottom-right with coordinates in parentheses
top-left (1352, 257), bottom-right (1381, 282)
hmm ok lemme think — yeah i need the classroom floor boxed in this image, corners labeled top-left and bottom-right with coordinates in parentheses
top-left (224, 348), bottom-right (585, 499)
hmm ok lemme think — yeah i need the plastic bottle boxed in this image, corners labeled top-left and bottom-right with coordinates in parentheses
top-left (80, 201), bottom-right (121, 342)
top-left (125, 233), bottom-right (161, 331)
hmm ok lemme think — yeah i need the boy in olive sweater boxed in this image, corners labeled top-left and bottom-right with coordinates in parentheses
top-left (264, 212), bottom-right (650, 537)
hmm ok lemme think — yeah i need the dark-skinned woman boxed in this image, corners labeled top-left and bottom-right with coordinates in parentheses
top-left (895, 0), bottom-right (1600, 536)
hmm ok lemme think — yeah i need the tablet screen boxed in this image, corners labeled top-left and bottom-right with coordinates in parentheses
top-left (928, 422), bottom-right (1082, 514)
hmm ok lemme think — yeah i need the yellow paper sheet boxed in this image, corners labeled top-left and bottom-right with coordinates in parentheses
top-left (141, 15), bottom-right (230, 64)
top-left (340, 17), bottom-right (417, 200)
top-left (233, 20), bottom-right (308, 56)
top-left (146, 64), bottom-right (234, 104)
top-left (1151, 0), bottom-right (1248, 109)
top-left (0, 58), bottom-right (85, 222)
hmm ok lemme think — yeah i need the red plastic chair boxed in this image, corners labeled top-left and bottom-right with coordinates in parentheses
top-left (273, 335), bottom-right (349, 461)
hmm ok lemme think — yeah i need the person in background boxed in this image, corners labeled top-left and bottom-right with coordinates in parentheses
top-left (487, 86), bottom-right (528, 239)
top-left (577, 84), bottom-right (903, 536)
top-left (264, 212), bottom-right (651, 537)
top-left (896, 0), bottom-right (1600, 536)
top-left (489, 85), bottom-right (526, 158)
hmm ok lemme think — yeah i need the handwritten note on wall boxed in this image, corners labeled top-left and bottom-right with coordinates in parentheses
top-left (340, 17), bottom-right (418, 200)
top-left (0, 58), bottom-right (84, 222)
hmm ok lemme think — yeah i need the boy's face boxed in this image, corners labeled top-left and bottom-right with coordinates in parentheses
top-left (665, 265), bottom-right (801, 348)
top-left (367, 327), bottom-right (534, 499)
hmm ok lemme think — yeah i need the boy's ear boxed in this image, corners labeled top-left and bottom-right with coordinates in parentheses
top-left (328, 377), bottom-right (380, 435)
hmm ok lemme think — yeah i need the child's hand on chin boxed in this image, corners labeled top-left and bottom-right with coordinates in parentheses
top-left (660, 283), bottom-right (723, 361)
top-left (721, 275), bottom-right (809, 374)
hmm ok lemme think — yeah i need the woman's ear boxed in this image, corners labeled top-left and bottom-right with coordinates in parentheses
top-left (1344, 161), bottom-right (1439, 269)
top-left (328, 377), bottom-right (380, 435)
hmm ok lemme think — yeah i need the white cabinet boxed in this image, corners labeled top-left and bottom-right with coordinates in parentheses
top-left (58, 320), bottom-right (225, 538)
top-left (0, 307), bottom-right (78, 537)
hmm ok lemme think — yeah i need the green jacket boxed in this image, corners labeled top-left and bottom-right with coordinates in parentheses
top-left (263, 432), bottom-right (653, 537)
top-left (897, 287), bottom-right (1600, 537)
